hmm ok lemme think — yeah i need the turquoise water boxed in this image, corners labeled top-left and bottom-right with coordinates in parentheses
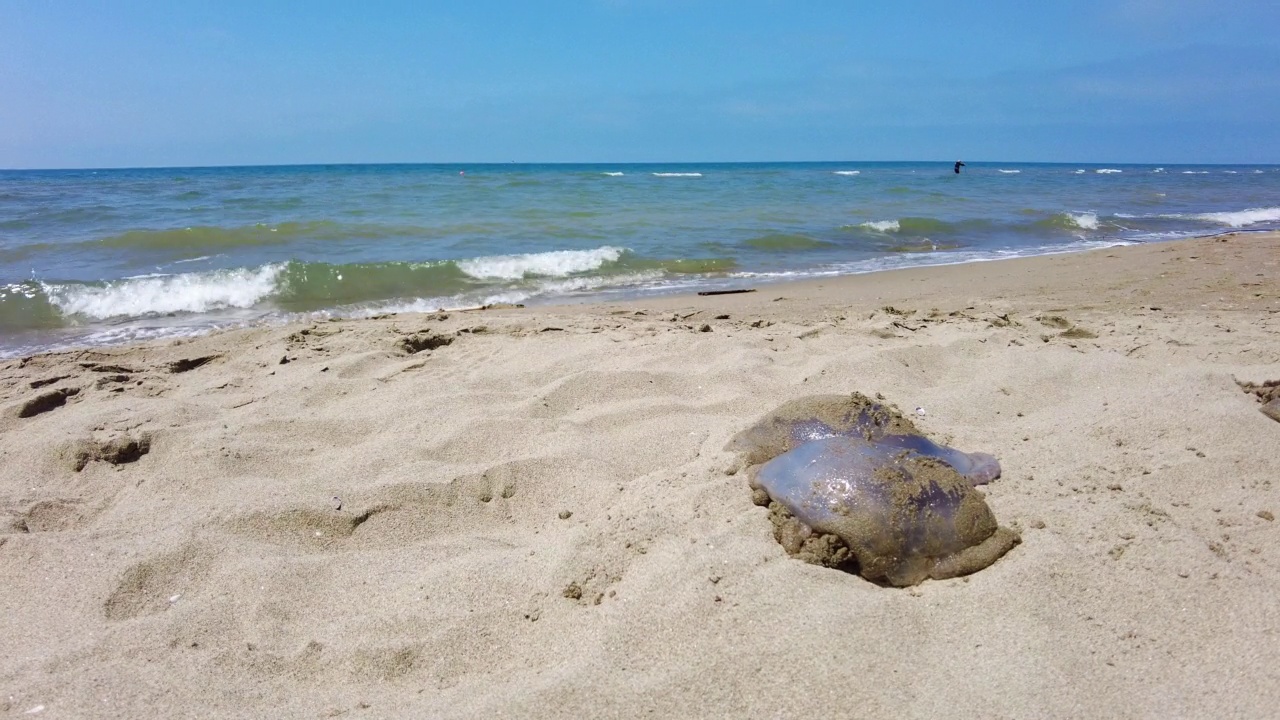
top-left (1, 161), bottom-right (1278, 355)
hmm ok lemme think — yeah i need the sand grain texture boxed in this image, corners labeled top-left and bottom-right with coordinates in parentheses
top-left (1, 232), bottom-right (1278, 718)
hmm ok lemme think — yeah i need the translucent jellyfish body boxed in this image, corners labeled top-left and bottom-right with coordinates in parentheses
top-left (731, 394), bottom-right (1019, 586)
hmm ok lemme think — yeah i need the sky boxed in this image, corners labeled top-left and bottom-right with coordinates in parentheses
top-left (2, 0), bottom-right (1279, 168)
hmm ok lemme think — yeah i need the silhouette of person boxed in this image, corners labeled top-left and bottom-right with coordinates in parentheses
top-left (954, 160), bottom-right (965, 174)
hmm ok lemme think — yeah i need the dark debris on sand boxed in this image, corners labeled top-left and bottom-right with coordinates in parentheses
top-left (1237, 379), bottom-right (1280, 423)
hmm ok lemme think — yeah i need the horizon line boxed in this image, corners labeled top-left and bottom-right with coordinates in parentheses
top-left (3, 159), bottom-right (1278, 173)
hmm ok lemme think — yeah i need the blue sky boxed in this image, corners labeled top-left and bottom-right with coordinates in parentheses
top-left (2, 0), bottom-right (1278, 168)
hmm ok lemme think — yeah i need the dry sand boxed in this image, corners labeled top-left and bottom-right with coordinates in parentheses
top-left (1, 231), bottom-right (1278, 719)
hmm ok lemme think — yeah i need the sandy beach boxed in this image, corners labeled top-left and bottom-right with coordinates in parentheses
top-left (1, 231), bottom-right (1278, 718)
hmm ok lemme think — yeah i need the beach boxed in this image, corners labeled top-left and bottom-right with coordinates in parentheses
top-left (1, 230), bottom-right (1278, 717)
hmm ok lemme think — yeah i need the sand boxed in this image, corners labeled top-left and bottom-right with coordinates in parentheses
top-left (1, 231), bottom-right (1278, 718)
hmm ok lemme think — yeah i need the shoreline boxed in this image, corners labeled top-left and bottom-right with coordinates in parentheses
top-left (1, 229), bottom-right (1277, 717)
top-left (5, 228), bottom-right (1276, 361)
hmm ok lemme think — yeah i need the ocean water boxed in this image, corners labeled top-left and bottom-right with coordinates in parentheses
top-left (2, 161), bottom-right (1278, 356)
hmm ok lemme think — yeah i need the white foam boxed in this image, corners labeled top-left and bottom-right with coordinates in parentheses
top-left (1223, 170), bottom-right (1238, 174)
top-left (533, 271), bottom-right (663, 295)
top-left (652, 172), bottom-right (702, 177)
top-left (353, 271), bottom-right (664, 318)
top-left (1153, 168), bottom-right (1165, 173)
top-left (602, 172), bottom-right (625, 176)
top-left (1066, 212), bottom-right (1099, 230)
top-left (1096, 169), bottom-right (1122, 174)
top-left (456, 246), bottom-right (626, 280)
top-left (998, 169), bottom-right (1021, 174)
top-left (859, 220), bottom-right (900, 233)
top-left (833, 171), bottom-right (861, 176)
top-left (1182, 171), bottom-right (1209, 174)
top-left (45, 265), bottom-right (284, 320)
top-left (729, 238), bottom-right (1142, 282)
top-left (1191, 207), bottom-right (1280, 227)
top-left (1074, 169), bottom-right (1086, 174)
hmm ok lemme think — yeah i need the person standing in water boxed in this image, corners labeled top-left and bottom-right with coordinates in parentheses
top-left (954, 160), bottom-right (965, 174)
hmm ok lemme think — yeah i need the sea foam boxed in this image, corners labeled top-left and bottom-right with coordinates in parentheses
top-left (45, 265), bottom-right (284, 320)
top-left (1096, 169), bottom-right (1123, 174)
top-left (860, 220), bottom-right (901, 233)
top-left (456, 246), bottom-right (626, 280)
top-left (652, 172), bottom-right (703, 177)
top-left (833, 171), bottom-right (861, 176)
top-left (1066, 212), bottom-right (1099, 230)
top-left (1192, 207), bottom-right (1280, 227)
top-left (357, 271), bottom-right (664, 318)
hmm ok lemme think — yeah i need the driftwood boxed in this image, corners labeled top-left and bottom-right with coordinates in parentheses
top-left (697, 289), bottom-right (756, 297)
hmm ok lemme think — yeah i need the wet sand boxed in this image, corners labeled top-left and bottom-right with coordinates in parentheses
top-left (2, 231), bottom-right (1278, 718)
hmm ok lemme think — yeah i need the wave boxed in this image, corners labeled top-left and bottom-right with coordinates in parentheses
top-left (1065, 212), bottom-right (1098, 230)
top-left (890, 217), bottom-right (954, 235)
top-left (728, 238), bottom-right (1143, 283)
top-left (457, 246), bottom-right (625, 280)
top-left (652, 173), bottom-right (702, 177)
top-left (1182, 171), bottom-right (1209, 175)
top-left (0, 247), bottom-right (742, 331)
top-left (833, 171), bottom-right (861, 176)
top-left (1153, 168), bottom-right (1165, 173)
top-left (1074, 170), bottom-right (1086, 174)
top-left (743, 234), bottom-right (833, 251)
top-left (1031, 212), bottom-right (1099, 232)
top-left (998, 169), bottom-right (1021, 174)
top-left (602, 172), bottom-right (625, 176)
top-left (1096, 169), bottom-right (1123, 174)
top-left (859, 220), bottom-right (900, 233)
top-left (348, 271), bottom-right (667, 318)
top-left (851, 212), bottom-right (1106, 237)
top-left (0, 265), bottom-right (290, 330)
top-left (50, 265), bottom-right (284, 319)
top-left (1191, 207), bottom-right (1280, 227)
top-left (843, 216), bottom-right (995, 237)
top-left (1117, 207), bottom-right (1280, 228)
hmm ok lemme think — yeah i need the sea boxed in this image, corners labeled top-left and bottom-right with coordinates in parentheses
top-left (2, 161), bottom-right (1278, 357)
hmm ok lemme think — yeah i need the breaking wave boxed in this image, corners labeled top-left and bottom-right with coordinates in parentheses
top-left (0, 246), bottom-right (742, 331)
top-left (859, 220), bottom-right (900, 233)
top-left (1190, 207), bottom-right (1280, 227)
top-left (1065, 212), bottom-right (1099, 230)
